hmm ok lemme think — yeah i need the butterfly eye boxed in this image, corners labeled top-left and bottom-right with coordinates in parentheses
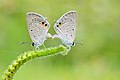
top-left (31, 42), bottom-right (35, 47)
top-left (72, 42), bottom-right (75, 46)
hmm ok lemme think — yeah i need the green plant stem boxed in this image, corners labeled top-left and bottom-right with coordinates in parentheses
top-left (2, 45), bottom-right (68, 80)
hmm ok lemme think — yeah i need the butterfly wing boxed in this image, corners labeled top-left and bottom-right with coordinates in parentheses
top-left (26, 12), bottom-right (50, 47)
top-left (53, 11), bottom-right (77, 46)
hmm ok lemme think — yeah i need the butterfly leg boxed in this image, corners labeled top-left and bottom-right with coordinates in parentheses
top-left (42, 43), bottom-right (46, 48)
top-left (58, 44), bottom-right (71, 55)
top-left (35, 46), bottom-right (40, 50)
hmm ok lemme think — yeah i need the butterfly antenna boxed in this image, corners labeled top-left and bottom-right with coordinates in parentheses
top-left (75, 41), bottom-right (84, 45)
top-left (54, 20), bottom-right (56, 22)
top-left (45, 17), bottom-right (48, 20)
top-left (80, 42), bottom-right (84, 45)
top-left (20, 42), bottom-right (31, 45)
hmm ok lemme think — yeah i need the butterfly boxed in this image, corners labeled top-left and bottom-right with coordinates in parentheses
top-left (26, 12), bottom-right (52, 48)
top-left (52, 11), bottom-right (77, 48)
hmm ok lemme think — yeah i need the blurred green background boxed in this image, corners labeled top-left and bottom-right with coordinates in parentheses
top-left (0, 0), bottom-right (120, 80)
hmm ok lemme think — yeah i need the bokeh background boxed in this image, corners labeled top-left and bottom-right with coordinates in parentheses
top-left (0, 0), bottom-right (120, 80)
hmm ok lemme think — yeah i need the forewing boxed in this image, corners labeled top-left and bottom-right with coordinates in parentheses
top-left (54, 11), bottom-right (77, 43)
top-left (26, 12), bottom-right (50, 44)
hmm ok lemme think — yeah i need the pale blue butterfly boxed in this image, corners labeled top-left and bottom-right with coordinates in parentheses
top-left (26, 12), bottom-right (52, 48)
top-left (52, 11), bottom-right (77, 48)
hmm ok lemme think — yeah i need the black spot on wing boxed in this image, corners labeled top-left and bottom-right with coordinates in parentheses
top-left (57, 25), bottom-right (59, 27)
top-left (42, 22), bottom-right (44, 24)
top-left (59, 22), bottom-right (62, 25)
top-left (45, 24), bottom-right (47, 26)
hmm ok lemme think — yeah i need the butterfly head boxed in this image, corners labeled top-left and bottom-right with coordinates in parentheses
top-left (31, 42), bottom-right (39, 47)
top-left (66, 42), bottom-right (75, 47)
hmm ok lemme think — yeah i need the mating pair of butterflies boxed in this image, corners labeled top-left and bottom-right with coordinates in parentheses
top-left (26, 11), bottom-right (77, 49)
